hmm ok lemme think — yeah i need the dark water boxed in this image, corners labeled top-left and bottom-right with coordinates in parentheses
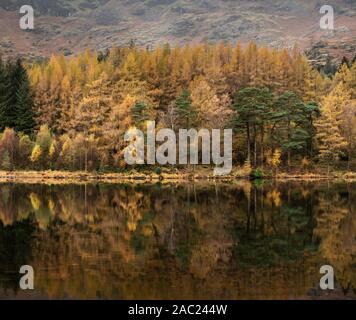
top-left (0, 181), bottom-right (355, 300)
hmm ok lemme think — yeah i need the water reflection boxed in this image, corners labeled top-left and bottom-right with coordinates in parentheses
top-left (0, 181), bottom-right (355, 299)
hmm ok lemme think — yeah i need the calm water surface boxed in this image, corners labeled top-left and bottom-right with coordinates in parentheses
top-left (0, 181), bottom-right (355, 299)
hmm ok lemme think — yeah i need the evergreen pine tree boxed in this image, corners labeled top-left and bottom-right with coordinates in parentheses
top-left (15, 65), bottom-right (36, 134)
top-left (304, 101), bottom-right (320, 157)
top-left (0, 59), bottom-right (36, 133)
top-left (233, 87), bottom-right (273, 166)
top-left (132, 101), bottom-right (149, 128)
top-left (0, 58), bottom-right (8, 131)
top-left (273, 91), bottom-right (310, 168)
top-left (175, 89), bottom-right (196, 128)
top-left (0, 61), bottom-right (18, 130)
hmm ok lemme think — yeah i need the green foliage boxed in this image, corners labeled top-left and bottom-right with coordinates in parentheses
top-left (154, 167), bottom-right (162, 175)
top-left (272, 91), bottom-right (310, 166)
top-left (15, 70), bottom-right (36, 134)
top-left (19, 134), bottom-right (34, 159)
top-left (132, 101), bottom-right (149, 127)
top-left (233, 87), bottom-right (273, 164)
top-left (0, 60), bottom-right (7, 127)
top-left (36, 125), bottom-right (52, 155)
top-left (234, 87), bottom-right (273, 124)
top-left (0, 59), bottom-right (35, 134)
top-left (176, 89), bottom-right (196, 127)
top-left (252, 167), bottom-right (263, 179)
top-left (0, 61), bottom-right (18, 130)
top-left (1, 150), bottom-right (11, 170)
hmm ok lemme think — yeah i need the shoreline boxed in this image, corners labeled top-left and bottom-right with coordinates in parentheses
top-left (0, 170), bottom-right (355, 184)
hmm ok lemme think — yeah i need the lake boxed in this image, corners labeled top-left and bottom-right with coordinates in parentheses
top-left (0, 181), bottom-right (355, 300)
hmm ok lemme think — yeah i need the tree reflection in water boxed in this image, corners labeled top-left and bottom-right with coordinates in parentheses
top-left (0, 181), bottom-right (355, 299)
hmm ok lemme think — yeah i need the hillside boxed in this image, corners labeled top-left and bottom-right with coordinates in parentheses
top-left (0, 0), bottom-right (355, 64)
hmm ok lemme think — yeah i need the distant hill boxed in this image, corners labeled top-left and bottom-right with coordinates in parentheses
top-left (0, 0), bottom-right (355, 65)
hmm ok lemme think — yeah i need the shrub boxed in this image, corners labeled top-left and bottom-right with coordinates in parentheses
top-left (252, 167), bottom-right (264, 179)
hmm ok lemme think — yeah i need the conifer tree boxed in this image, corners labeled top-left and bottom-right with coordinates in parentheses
top-left (233, 87), bottom-right (273, 166)
top-left (345, 61), bottom-right (356, 99)
top-left (132, 102), bottom-right (149, 128)
top-left (315, 85), bottom-right (348, 173)
top-left (71, 72), bottom-right (113, 137)
top-left (175, 89), bottom-right (196, 128)
top-left (315, 110), bottom-right (347, 173)
top-left (190, 77), bottom-right (232, 129)
top-left (103, 95), bottom-right (137, 166)
top-left (15, 66), bottom-right (36, 134)
top-left (304, 101), bottom-right (320, 157)
top-left (0, 58), bottom-right (8, 131)
top-left (272, 91), bottom-right (309, 168)
top-left (0, 59), bottom-right (36, 134)
top-left (0, 60), bottom-right (19, 130)
top-left (333, 62), bottom-right (350, 87)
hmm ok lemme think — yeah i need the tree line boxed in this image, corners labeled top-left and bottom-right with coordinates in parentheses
top-left (0, 42), bottom-right (355, 173)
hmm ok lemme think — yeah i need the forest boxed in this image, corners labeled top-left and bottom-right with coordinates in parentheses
top-left (0, 42), bottom-right (355, 175)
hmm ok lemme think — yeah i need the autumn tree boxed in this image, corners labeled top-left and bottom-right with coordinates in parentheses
top-left (0, 128), bottom-right (19, 170)
top-left (190, 77), bottom-right (232, 129)
top-left (342, 100), bottom-right (356, 170)
top-left (103, 95), bottom-right (137, 167)
top-left (345, 61), bottom-right (356, 99)
top-left (315, 84), bottom-right (349, 173)
top-left (18, 134), bottom-right (34, 168)
top-left (31, 125), bottom-right (53, 168)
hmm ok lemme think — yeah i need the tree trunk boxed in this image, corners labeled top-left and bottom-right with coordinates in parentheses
top-left (348, 140), bottom-right (351, 172)
top-left (84, 131), bottom-right (88, 172)
top-left (85, 148), bottom-right (88, 172)
top-left (253, 125), bottom-right (257, 168)
top-left (287, 120), bottom-right (291, 171)
top-left (260, 126), bottom-right (264, 169)
top-left (327, 163), bottom-right (330, 177)
top-left (246, 122), bottom-right (251, 162)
